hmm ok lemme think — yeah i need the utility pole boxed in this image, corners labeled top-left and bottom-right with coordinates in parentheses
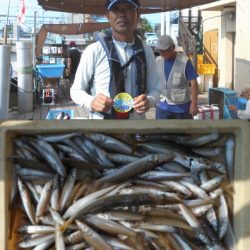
top-left (33, 11), bottom-right (37, 66)
top-left (4, 0), bottom-right (11, 44)
top-left (161, 12), bottom-right (165, 35)
top-left (161, 12), bottom-right (170, 36)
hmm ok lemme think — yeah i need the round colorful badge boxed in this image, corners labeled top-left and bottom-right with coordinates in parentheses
top-left (113, 92), bottom-right (134, 113)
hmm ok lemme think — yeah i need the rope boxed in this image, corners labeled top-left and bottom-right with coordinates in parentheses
top-left (10, 78), bottom-right (36, 94)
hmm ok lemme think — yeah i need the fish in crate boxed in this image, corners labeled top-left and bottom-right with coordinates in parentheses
top-left (7, 130), bottom-right (237, 249)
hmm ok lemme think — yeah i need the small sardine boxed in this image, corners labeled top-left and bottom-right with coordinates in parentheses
top-left (35, 179), bottom-right (53, 223)
top-left (85, 132), bottom-right (133, 155)
top-left (98, 153), bottom-right (174, 184)
top-left (17, 177), bottom-right (36, 225)
top-left (75, 219), bottom-right (113, 250)
top-left (60, 168), bottom-right (77, 213)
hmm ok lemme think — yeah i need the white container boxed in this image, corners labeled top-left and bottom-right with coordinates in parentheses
top-left (16, 41), bottom-right (33, 114)
top-left (204, 74), bottom-right (213, 91)
top-left (194, 104), bottom-right (220, 120)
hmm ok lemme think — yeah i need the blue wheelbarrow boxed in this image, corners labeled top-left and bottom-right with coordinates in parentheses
top-left (36, 64), bottom-right (65, 105)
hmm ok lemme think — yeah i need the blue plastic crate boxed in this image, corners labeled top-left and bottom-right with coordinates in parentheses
top-left (237, 97), bottom-right (247, 110)
top-left (208, 87), bottom-right (238, 119)
top-left (36, 64), bottom-right (65, 78)
top-left (46, 110), bottom-right (74, 120)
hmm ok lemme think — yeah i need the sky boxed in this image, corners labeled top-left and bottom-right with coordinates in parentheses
top-left (2, 0), bottom-right (59, 16)
top-left (1, 0), bottom-right (161, 28)
top-left (1, 0), bottom-right (67, 27)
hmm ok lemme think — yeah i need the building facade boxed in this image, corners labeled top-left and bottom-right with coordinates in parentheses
top-left (200, 0), bottom-right (249, 93)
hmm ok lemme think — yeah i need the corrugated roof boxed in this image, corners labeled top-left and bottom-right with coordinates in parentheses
top-left (38, 0), bottom-right (221, 15)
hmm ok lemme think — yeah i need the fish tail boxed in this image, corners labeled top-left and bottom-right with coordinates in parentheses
top-left (59, 217), bottom-right (74, 232)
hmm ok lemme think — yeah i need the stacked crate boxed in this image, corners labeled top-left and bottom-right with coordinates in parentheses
top-left (209, 87), bottom-right (238, 119)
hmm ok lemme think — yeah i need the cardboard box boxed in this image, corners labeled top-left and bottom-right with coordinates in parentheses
top-left (194, 104), bottom-right (220, 120)
top-left (0, 120), bottom-right (250, 249)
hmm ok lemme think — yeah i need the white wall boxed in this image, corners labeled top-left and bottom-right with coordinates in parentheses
top-left (235, 0), bottom-right (250, 92)
top-left (202, 7), bottom-right (236, 89)
top-left (202, 11), bottom-right (222, 89)
top-left (220, 8), bottom-right (234, 89)
top-left (201, 0), bottom-right (250, 92)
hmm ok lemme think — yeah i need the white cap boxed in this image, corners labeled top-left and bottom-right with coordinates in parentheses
top-left (155, 35), bottom-right (174, 50)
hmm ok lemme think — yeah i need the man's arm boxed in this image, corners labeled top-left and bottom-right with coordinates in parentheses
top-left (237, 100), bottom-right (250, 119)
top-left (144, 45), bottom-right (162, 109)
top-left (185, 59), bottom-right (199, 117)
top-left (190, 79), bottom-right (198, 117)
top-left (67, 57), bottom-right (72, 74)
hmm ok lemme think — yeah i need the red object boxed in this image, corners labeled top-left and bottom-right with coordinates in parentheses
top-left (17, 0), bottom-right (26, 25)
top-left (114, 111), bottom-right (129, 119)
top-left (69, 41), bottom-right (76, 47)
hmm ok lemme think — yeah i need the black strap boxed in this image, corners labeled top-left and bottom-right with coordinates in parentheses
top-left (95, 31), bottom-right (147, 119)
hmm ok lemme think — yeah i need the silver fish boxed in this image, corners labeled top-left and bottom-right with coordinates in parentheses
top-left (98, 153), bottom-right (174, 184)
top-left (50, 175), bottom-right (60, 211)
top-left (28, 138), bottom-right (66, 177)
top-left (85, 214), bottom-right (137, 237)
top-left (175, 132), bottom-right (221, 146)
top-left (81, 136), bottom-right (115, 168)
top-left (75, 219), bottom-right (113, 250)
top-left (85, 132), bottom-right (133, 155)
top-left (18, 225), bottom-right (55, 234)
top-left (191, 146), bottom-right (224, 157)
top-left (17, 177), bottom-right (36, 225)
top-left (60, 168), bottom-right (77, 213)
top-left (63, 184), bottom-right (118, 219)
top-left (200, 175), bottom-right (225, 192)
top-left (36, 131), bottom-right (81, 142)
top-left (35, 179), bottom-right (53, 223)
top-left (55, 222), bottom-right (66, 250)
top-left (179, 204), bottom-right (212, 246)
top-left (18, 234), bottom-right (54, 248)
top-left (225, 134), bottom-right (235, 182)
top-left (218, 194), bottom-right (229, 239)
top-left (173, 233), bottom-right (193, 250)
top-left (139, 170), bottom-right (190, 181)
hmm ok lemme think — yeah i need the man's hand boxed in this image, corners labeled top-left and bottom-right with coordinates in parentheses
top-left (190, 103), bottom-right (198, 117)
top-left (133, 94), bottom-right (149, 114)
top-left (90, 93), bottom-right (113, 113)
top-left (229, 105), bottom-right (237, 111)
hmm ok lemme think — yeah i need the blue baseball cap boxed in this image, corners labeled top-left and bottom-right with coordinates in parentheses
top-left (105, 0), bottom-right (140, 10)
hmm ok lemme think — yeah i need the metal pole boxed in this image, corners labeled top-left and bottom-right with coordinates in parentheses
top-left (33, 11), bottom-right (37, 67)
top-left (4, 0), bottom-right (11, 45)
top-left (0, 45), bottom-right (11, 119)
top-left (17, 25), bottom-right (20, 41)
top-left (165, 12), bottom-right (170, 35)
top-left (161, 12), bottom-right (165, 35)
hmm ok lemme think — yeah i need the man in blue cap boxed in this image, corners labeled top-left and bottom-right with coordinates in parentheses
top-left (70, 0), bottom-right (161, 119)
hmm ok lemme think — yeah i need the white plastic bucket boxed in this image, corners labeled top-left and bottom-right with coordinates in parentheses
top-left (204, 74), bottom-right (213, 92)
top-left (16, 41), bottom-right (33, 114)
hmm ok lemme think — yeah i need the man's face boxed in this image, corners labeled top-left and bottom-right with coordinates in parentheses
top-left (159, 47), bottom-right (176, 60)
top-left (242, 91), bottom-right (250, 99)
top-left (106, 2), bottom-right (138, 36)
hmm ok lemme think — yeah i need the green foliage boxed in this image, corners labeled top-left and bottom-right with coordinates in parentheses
top-left (137, 17), bottom-right (153, 41)
top-left (139, 17), bottom-right (153, 33)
